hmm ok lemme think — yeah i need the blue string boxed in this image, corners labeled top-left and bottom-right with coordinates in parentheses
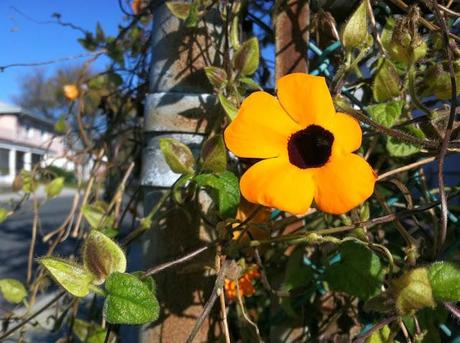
top-left (308, 41), bottom-right (341, 77)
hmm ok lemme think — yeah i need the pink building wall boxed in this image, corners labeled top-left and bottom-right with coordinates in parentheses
top-left (0, 114), bottom-right (65, 156)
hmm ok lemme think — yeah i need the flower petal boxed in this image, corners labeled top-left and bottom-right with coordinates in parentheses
top-left (328, 112), bottom-right (362, 154)
top-left (224, 91), bottom-right (300, 159)
top-left (240, 157), bottom-right (315, 215)
top-left (277, 73), bottom-right (335, 127)
top-left (314, 153), bottom-right (376, 214)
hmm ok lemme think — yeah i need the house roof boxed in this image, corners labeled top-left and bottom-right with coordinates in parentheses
top-left (0, 101), bottom-right (56, 127)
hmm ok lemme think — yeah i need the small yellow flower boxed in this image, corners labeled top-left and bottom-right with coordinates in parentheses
top-left (63, 85), bottom-right (80, 101)
top-left (224, 73), bottom-right (376, 215)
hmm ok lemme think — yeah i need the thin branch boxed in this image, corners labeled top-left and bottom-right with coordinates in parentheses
top-left (377, 156), bottom-right (436, 181)
top-left (431, 0), bottom-right (458, 256)
top-left (185, 260), bottom-right (231, 343)
top-left (353, 316), bottom-right (398, 343)
top-left (251, 190), bottom-right (460, 246)
top-left (142, 246), bottom-right (210, 278)
top-left (216, 254), bottom-right (231, 343)
top-left (27, 193), bottom-right (40, 284)
top-left (10, 6), bottom-right (88, 34)
top-left (121, 190), bottom-right (171, 246)
top-left (444, 302), bottom-right (460, 320)
top-left (0, 50), bottom-right (105, 72)
top-left (236, 282), bottom-right (262, 341)
top-left (387, 0), bottom-right (460, 42)
top-left (0, 291), bottom-right (65, 341)
top-left (367, 0), bottom-right (385, 55)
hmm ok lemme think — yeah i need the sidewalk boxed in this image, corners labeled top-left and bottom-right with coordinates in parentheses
top-left (0, 187), bottom-right (77, 203)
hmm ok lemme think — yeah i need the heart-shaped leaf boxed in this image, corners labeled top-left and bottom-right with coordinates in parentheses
top-left (103, 272), bottom-right (160, 325)
top-left (40, 257), bottom-right (93, 297)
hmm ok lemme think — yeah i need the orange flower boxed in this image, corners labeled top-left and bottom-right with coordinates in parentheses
top-left (131, 0), bottom-right (141, 14)
top-left (224, 73), bottom-right (376, 215)
top-left (63, 85), bottom-right (80, 101)
top-left (224, 267), bottom-right (260, 301)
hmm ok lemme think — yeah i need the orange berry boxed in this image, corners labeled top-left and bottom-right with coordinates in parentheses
top-left (63, 85), bottom-right (80, 101)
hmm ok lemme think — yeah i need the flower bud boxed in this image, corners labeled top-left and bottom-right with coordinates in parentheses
top-left (390, 267), bottom-right (435, 315)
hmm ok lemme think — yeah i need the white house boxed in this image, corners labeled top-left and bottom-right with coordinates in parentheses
top-left (0, 102), bottom-right (71, 186)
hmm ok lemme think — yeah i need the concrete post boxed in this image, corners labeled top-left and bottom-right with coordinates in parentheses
top-left (8, 149), bottom-right (16, 182)
top-left (275, 0), bottom-right (310, 80)
top-left (140, 2), bottom-right (222, 342)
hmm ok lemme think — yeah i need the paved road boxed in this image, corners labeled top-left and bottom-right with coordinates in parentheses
top-left (0, 191), bottom-right (143, 342)
top-left (0, 194), bottom-right (78, 284)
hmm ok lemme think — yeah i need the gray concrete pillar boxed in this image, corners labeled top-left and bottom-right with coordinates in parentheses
top-left (140, 2), bottom-right (223, 342)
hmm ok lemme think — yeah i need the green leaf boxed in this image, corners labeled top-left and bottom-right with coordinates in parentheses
top-left (73, 319), bottom-right (106, 343)
top-left (20, 170), bottom-right (38, 194)
top-left (107, 72), bottom-right (123, 87)
top-left (391, 267), bottom-right (435, 315)
top-left (341, 0), bottom-right (369, 49)
top-left (103, 272), bottom-right (160, 325)
top-left (40, 257), bottom-right (93, 297)
top-left (132, 271), bottom-right (157, 294)
top-left (218, 93), bottom-right (238, 120)
top-left (230, 15), bottom-right (240, 49)
top-left (95, 22), bottom-right (105, 42)
top-left (386, 126), bottom-right (424, 157)
top-left (0, 208), bottom-right (9, 224)
top-left (184, 3), bottom-right (199, 28)
top-left (428, 262), bottom-right (460, 302)
top-left (325, 242), bottom-right (386, 300)
top-left (204, 66), bottom-right (227, 89)
top-left (232, 37), bottom-right (259, 76)
top-left (194, 171), bottom-right (240, 219)
top-left (54, 115), bottom-right (68, 133)
top-left (45, 177), bottom-right (65, 198)
top-left (101, 227), bottom-right (119, 238)
top-left (282, 248), bottom-right (313, 292)
top-left (87, 75), bottom-right (106, 90)
top-left (78, 33), bottom-right (98, 51)
top-left (417, 307), bottom-right (448, 343)
top-left (81, 203), bottom-right (115, 230)
top-left (421, 65), bottom-right (460, 100)
top-left (381, 17), bottom-right (427, 65)
top-left (165, 1), bottom-right (191, 20)
top-left (365, 325), bottom-right (391, 343)
top-left (239, 76), bottom-right (262, 90)
top-left (0, 279), bottom-right (27, 304)
top-left (159, 137), bottom-right (195, 174)
top-left (367, 100), bottom-right (404, 127)
top-left (372, 59), bottom-right (400, 102)
top-left (107, 42), bottom-right (124, 67)
top-left (201, 135), bottom-right (227, 172)
top-left (83, 230), bottom-right (127, 285)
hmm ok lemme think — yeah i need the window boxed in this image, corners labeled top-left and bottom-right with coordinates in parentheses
top-left (0, 148), bottom-right (9, 176)
top-left (24, 125), bottom-right (33, 138)
top-left (32, 153), bottom-right (42, 167)
top-left (16, 151), bottom-right (24, 173)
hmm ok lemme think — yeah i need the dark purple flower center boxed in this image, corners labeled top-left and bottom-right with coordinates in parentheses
top-left (287, 125), bottom-right (334, 169)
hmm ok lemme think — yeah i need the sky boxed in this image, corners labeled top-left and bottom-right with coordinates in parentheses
top-left (0, 0), bottom-right (125, 103)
